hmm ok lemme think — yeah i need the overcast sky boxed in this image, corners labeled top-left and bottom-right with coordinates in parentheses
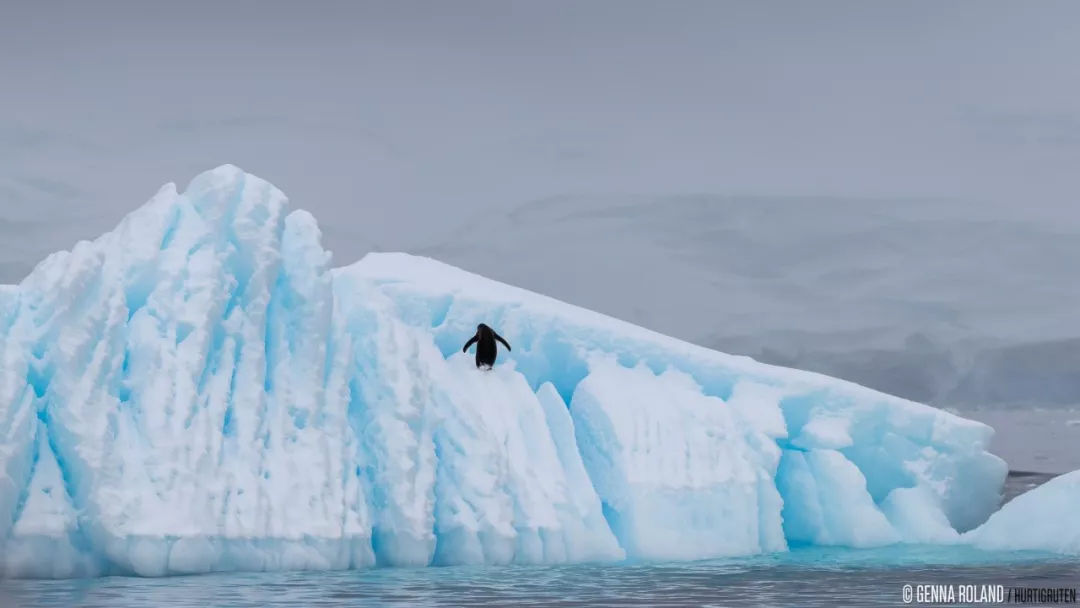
top-left (2, 0), bottom-right (1079, 282)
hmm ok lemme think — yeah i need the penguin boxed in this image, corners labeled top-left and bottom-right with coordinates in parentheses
top-left (462, 323), bottom-right (511, 369)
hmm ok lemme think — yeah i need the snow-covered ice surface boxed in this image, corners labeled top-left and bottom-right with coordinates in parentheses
top-left (415, 193), bottom-right (1080, 410)
top-left (0, 166), bottom-right (1059, 579)
top-left (966, 470), bottom-right (1080, 555)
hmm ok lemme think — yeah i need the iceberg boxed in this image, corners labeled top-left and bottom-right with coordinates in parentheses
top-left (965, 470), bottom-right (1080, 555)
top-left (0, 166), bottom-right (1012, 578)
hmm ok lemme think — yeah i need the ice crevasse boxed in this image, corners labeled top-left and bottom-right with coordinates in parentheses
top-left (0, 165), bottom-right (1052, 579)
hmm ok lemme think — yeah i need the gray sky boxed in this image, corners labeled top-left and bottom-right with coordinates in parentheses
top-left (2, 1), bottom-right (1079, 407)
top-left (3, 0), bottom-right (1079, 273)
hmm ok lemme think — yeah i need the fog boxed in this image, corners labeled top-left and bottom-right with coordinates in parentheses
top-left (2, 0), bottom-right (1078, 405)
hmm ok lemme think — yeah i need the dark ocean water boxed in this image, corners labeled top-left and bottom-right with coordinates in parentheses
top-left (2, 473), bottom-right (1074, 608)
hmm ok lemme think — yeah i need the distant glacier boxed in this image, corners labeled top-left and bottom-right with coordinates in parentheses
top-left (1, 166), bottom-right (1072, 579)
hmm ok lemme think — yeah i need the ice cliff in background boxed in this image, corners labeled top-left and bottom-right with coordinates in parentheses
top-left (0, 166), bottom-right (1018, 578)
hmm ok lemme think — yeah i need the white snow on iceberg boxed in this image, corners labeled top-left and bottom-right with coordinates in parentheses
top-left (0, 166), bottom-right (1011, 578)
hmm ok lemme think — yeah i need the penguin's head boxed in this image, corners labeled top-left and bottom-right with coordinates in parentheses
top-left (477, 323), bottom-right (489, 332)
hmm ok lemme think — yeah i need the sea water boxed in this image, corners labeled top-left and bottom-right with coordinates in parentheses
top-left (2, 546), bottom-right (1076, 608)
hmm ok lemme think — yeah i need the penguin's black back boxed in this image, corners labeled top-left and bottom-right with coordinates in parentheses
top-left (475, 324), bottom-right (498, 368)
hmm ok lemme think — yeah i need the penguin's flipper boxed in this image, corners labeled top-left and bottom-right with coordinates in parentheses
top-left (494, 333), bottom-right (512, 352)
top-left (462, 335), bottom-right (478, 353)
